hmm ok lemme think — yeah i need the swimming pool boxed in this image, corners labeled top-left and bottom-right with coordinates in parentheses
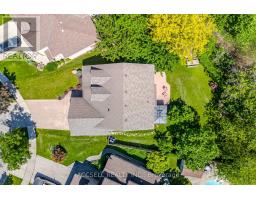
top-left (206, 180), bottom-right (222, 185)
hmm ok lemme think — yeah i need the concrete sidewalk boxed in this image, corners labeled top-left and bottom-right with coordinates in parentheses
top-left (0, 73), bottom-right (36, 185)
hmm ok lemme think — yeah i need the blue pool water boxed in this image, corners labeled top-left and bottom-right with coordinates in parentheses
top-left (206, 180), bottom-right (222, 185)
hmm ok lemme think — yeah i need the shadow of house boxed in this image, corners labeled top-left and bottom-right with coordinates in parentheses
top-left (82, 55), bottom-right (114, 66)
top-left (104, 145), bottom-right (146, 164)
top-left (112, 140), bottom-right (158, 152)
top-left (3, 104), bottom-right (35, 134)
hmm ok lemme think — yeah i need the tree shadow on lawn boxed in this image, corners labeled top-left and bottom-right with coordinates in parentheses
top-left (3, 67), bottom-right (16, 86)
top-left (114, 139), bottom-right (158, 152)
top-left (83, 55), bottom-right (111, 66)
top-left (105, 145), bottom-right (147, 164)
top-left (82, 55), bottom-right (139, 66)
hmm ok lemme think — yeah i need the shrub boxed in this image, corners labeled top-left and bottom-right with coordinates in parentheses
top-left (44, 62), bottom-right (58, 72)
top-left (52, 145), bottom-right (67, 162)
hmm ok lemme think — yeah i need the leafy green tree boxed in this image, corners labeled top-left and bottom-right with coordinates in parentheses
top-left (204, 66), bottom-right (256, 184)
top-left (155, 99), bottom-right (219, 170)
top-left (0, 128), bottom-right (31, 170)
top-left (212, 14), bottom-right (255, 37)
top-left (174, 126), bottom-right (219, 170)
top-left (218, 156), bottom-right (256, 185)
top-left (154, 130), bottom-right (174, 154)
top-left (146, 151), bottom-right (174, 174)
top-left (94, 14), bottom-right (180, 70)
top-left (0, 82), bottom-right (14, 114)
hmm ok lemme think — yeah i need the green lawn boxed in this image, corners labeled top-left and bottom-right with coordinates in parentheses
top-left (166, 64), bottom-right (212, 121)
top-left (36, 129), bottom-right (156, 166)
top-left (0, 14), bottom-right (11, 25)
top-left (0, 51), bottom-right (107, 99)
top-left (4, 174), bottom-right (22, 185)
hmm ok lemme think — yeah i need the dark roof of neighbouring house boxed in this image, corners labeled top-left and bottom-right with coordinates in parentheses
top-left (101, 154), bottom-right (161, 185)
top-left (12, 14), bottom-right (98, 58)
top-left (68, 63), bottom-right (156, 134)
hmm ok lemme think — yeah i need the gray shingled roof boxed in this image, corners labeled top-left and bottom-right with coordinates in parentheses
top-left (68, 97), bottom-right (102, 119)
top-left (68, 63), bottom-right (156, 136)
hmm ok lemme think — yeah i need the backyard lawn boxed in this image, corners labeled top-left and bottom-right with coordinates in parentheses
top-left (0, 51), bottom-right (107, 99)
top-left (36, 129), bottom-right (156, 166)
top-left (166, 64), bottom-right (212, 121)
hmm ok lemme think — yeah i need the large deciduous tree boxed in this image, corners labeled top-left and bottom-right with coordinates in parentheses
top-left (211, 14), bottom-right (255, 37)
top-left (0, 128), bottom-right (31, 170)
top-left (149, 14), bottom-right (215, 61)
top-left (204, 56), bottom-right (256, 184)
top-left (94, 14), bottom-right (180, 70)
top-left (155, 99), bottom-right (219, 170)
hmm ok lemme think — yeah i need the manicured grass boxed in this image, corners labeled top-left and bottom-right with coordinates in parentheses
top-left (4, 174), bottom-right (22, 185)
top-left (0, 14), bottom-right (11, 25)
top-left (0, 51), bottom-right (107, 99)
top-left (166, 64), bottom-right (212, 121)
top-left (36, 129), bottom-right (156, 166)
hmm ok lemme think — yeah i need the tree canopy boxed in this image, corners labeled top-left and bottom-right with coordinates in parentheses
top-left (212, 14), bottom-right (255, 37)
top-left (155, 99), bottom-right (219, 170)
top-left (202, 41), bottom-right (256, 184)
top-left (0, 128), bottom-right (31, 170)
top-left (94, 14), bottom-right (180, 70)
top-left (149, 14), bottom-right (215, 61)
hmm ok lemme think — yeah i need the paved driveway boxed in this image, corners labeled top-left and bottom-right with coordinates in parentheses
top-left (25, 93), bottom-right (71, 130)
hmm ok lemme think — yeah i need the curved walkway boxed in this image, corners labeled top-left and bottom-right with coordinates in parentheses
top-left (0, 73), bottom-right (36, 185)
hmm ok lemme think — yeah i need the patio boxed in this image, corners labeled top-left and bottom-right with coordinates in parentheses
top-left (154, 72), bottom-right (170, 105)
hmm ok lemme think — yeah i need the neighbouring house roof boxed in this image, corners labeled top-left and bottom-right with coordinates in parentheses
top-left (12, 14), bottom-right (98, 59)
top-left (70, 174), bottom-right (99, 185)
top-left (68, 63), bottom-right (156, 136)
top-left (181, 168), bottom-right (204, 178)
top-left (0, 170), bottom-right (7, 185)
top-left (101, 154), bottom-right (161, 185)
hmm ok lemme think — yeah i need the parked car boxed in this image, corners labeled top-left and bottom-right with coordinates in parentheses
top-left (108, 136), bottom-right (116, 144)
